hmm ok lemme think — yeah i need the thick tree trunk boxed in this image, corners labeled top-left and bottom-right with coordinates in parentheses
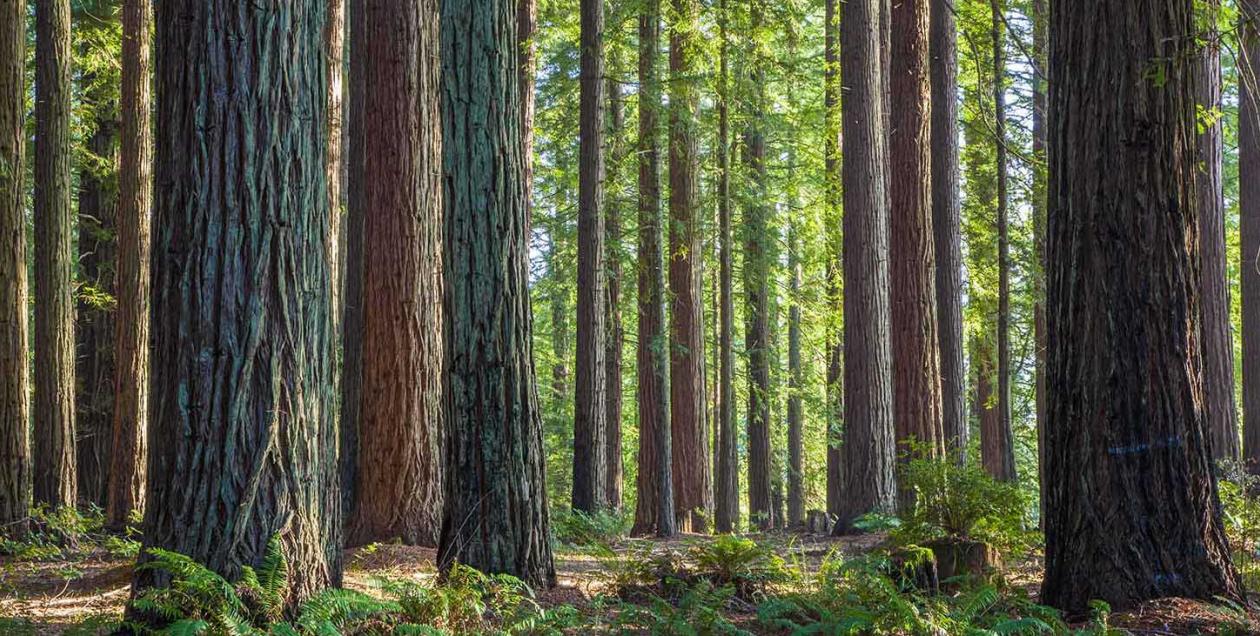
top-left (824, 0), bottom-right (844, 518)
top-left (573, 0), bottom-right (607, 514)
top-left (991, 0), bottom-right (1017, 483)
top-left (632, 0), bottom-right (675, 537)
top-left (341, 0), bottom-right (366, 520)
top-left (0, 0), bottom-right (30, 530)
top-left (714, 0), bottom-right (739, 534)
top-left (1041, 0), bottom-right (1242, 613)
top-left (1197, 0), bottom-right (1238, 462)
top-left (1243, 0), bottom-right (1260, 475)
top-left (346, 0), bottom-right (445, 548)
top-left (930, 0), bottom-right (965, 463)
top-left (137, 0), bottom-right (342, 610)
top-left (669, 0), bottom-right (710, 533)
top-left (743, 0), bottom-right (773, 532)
top-left (75, 94), bottom-right (117, 508)
top-left (107, 0), bottom-right (152, 530)
top-left (890, 0), bottom-right (942, 508)
top-left (437, 0), bottom-right (556, 588)
top-left (519, 0), bottom-right (537, 226)
top-left (604, 72), bottom-right (625, 512)
top-left (834, 0), bottom-right (897, 533)
top-left (33, 0), bottom-right (76, 510)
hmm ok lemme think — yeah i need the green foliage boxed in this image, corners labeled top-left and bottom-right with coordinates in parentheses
top-left (549, 508), bottom-right (628, 550)
top-left (894, 454), bottom-right (1034, 556)
top-left (686, 535), bottom-right (790, 600)
top-left (1217, 461), bottom-right (1260, 590)
top-left (612, 580), bottom-right (753, 636)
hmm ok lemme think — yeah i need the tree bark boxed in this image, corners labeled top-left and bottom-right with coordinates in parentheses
top-left (437, 0), bottom-right (557, 588)
top-left (824, 0), bottom-right (844, 518)
top-left (33, 0), bottom-right (76, 510)
top-left (834, 0), bottom-right (897, 533)
top-left (0, 0), bottom-right (30, 530)
top-left (326, 0), bottom-right (345, 336)
top-left (714, 0), bottom-right (739, 534)
top-left (669, 0), bottom-right (710, 533)
top-left (340, 0), bottom-right (366, 521)
top-left (137, 0), bottom-right (342, 610)
top-left (604, 71), bottom-right (625, 512)
top-left (1031, 0), bottom-right (1048, 518)
top-left (632, 0), bottom-right (675, 537)
top-left (931, 0), bottom-right (965, 463)
top-left (573, 0), bottom-right (607, 514)
top-left (1243, 0), bottom-right (1260, 475)
top-left (977, 334), bottom-right (1015, 481)
top-left (1041, 0), bottom-right (1242, 613)
top-left (787, 221), bottom-right (804, 527)
top-left (346, 0), bottom-right (445, 548)
top-left (990, 0), bottom-right (1017, 483)
top-left (1196, 0), bottom-right (1238, 462)
top-left (519, 0), bottom-right (537, 227)
top-left (107, 0), bottom-right (152, 530)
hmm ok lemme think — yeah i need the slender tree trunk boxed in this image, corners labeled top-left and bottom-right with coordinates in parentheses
top-left (437, 0), bottom-right (556, 588)
top-left (824, 0), bottom-right (844, 517)
top-left (326, 0), bottom-right (345, 335)
top-left (1243, 0), bottom-right (1260, 475)
top-left (743, 0), bottom-right (773, 532)
top-left (1041, 0), bottom-right (1242, 613)
top-left (604, 72), bottom-right (625, 512)
top-left (977, 335), bottom-right (1014, 480)
top-left (834, 0), bottom-right (897, 533)
top-left (573, 0), bottom-right (608, 514)
top-left (1032, 0), bottom-right (1048, 517)
top-left (107, 0), bottom-right (152, 530)
top-left (1197, 0), bottom-right (1238, 462)
top-left (75, 91), bottom-right (117, 508)
top-left (990, 0), bottom-right (1017, 483)
top-left (669, 0), bottom-right (710, 533)
top-left (0, 0), bottom-right (30, 531)
top-left (787, 221), bottom-right (803, 527)
top-left (714, 0), bottom-right (739, 534)
top-left (33, 0), bottom-right (76, 509)
top-left (890, 0), bottom-right (942, 510)
top-left (341, 0), bottom-right (366, 520)
top-left (136, 0), bottom-right (342, 610)
top-left (931, 0), bottom-right (965, 463)
top-left (346, 0), bottom-right (445, 548)
top-left (632, 0), bottom-right (675, 537)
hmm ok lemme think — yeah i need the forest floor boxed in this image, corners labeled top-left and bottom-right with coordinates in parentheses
top-left (2, 530), bottom-right (1258, 634)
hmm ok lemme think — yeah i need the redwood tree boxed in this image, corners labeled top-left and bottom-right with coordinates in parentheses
top-left (988, 0), bottom-right (1017, 483)
top-left (1243, 0), bottom-right (1260, 475)
top-left (346, 0), bottom-right (445, 548)
top-left (1041, 0), bottom-right (1242, 612)
top-left (714, 0), bottom-right (739, 534)
top-left (437, 0), bottom-right (557, 587)
top-left (604, 70), bottom-right (626, 511)
top-left (137, 0), bottom-right (342, 608)
top-left (824, 0), bottom-right (844, 516)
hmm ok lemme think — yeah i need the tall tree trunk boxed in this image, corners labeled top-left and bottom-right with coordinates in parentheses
top-left (1197, 0), bottom-right (1238, 462)
top-left (326, 0), bottom-right (345, 336)
top-left (107, 0), bottom-right (152, 530)
top-left (669, 0), bottom-right (710, 533)
top-left (1243, 0), bottom-right (1260, 475)
top-left (990, 0), bottom-right (1017, 482)
top-left (1031, 0), bottom-right (1048, 518)
top-left (1041, 0), bottom-right (1242, 613)
top-left (834, 0), bottom-right (897, 533)
top-left (519, 0), bottom-right (537, 227)
top-left (743, 0), bottom-right (773, 532)
top-left (931, 0), bottom-right (965, 463)
top-left (341, 0), bottom-right (367, 521)
top-left (137, 0), bottom-right (342, 610)
top-left (604, 71), bottom-right (625, 511)
top-left (714, 0), bottom-right (739, 534)
top-left (347, 0), bottom-right (445, 548)
top-left (573, 0), bottom-right (608, 514)
top-left (787, 221), bottom-right (804, 527)
top-left (0, 0), bottom-right (30, 530)
top-left (75, 90), bottom-right (117, 508)
top-left (438, 0), bottom-right (557, 587)
top-left (977, 334), bottom-right (1014, 480)
top-left (890, 0), bottom-right (942, 509)
top-left (33, 0), bottom-right (76, 509)
top-left (632, 0), bottom-right (675, 537)
top-left (824, 0), bottom-right (844, 517)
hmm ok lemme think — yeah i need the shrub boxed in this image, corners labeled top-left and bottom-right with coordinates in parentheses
top-left (895, 453), bottom-right (1033, 556)
top-left (687, 535), bottom-right (790, 600)
top-left (550, 508), bottom-right (628, 550)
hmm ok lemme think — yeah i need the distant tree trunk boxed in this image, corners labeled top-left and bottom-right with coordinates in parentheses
top-left (75, 90), bottom-right (118, 508)
top-left (890, 0), bottom-right (942, 509)
top-left (977, 335), bottom-right (1014, 480)
top-left (1041, 0), bottom-right (1242, 613)
top-left (550, 253), bottom-right (570, 402)
top-left (834, 0), bottom-right (897, 533)
top-left (346, 0), bottom-right (445, 548)
top-left (573, 0), bottom-right (608, 514)
top-left (1031, 0), bottom-right (1048, 516)
top-left (33, 0), bottom-right (76, 509)
top-left (437, 0), bottom-right (557, 587)
top-left (1243, 0), bottom-right (1260, 475)
top-left (669, 0), bottom-right (710, 533)
top-left (990, 0), bottom-right (1017, 483)
top-left (107, 0), bottom-right (152, 531)
top-left (743, 0), bottom-right (773, 532)
top-left (341, 0), bottom-right (367, 520)
top-left (931, 0), bottom-right (965, 463)
top-left (604, 72), bottom-right (625, 511)
top-left (787, 221), bottom-right (804, 527)
top-left (714, 0), bottom-right (739, 534)
top-left (824, 0), bottom-right (844, 517)
top-left (0, 0), bottom-right (30, 530)
top-left (632, 0), bottom-right (675, 538)
top-left (1197, 0), bottom-right (1238, 462)
top-left (137, 0), bottom-right (341, 610)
